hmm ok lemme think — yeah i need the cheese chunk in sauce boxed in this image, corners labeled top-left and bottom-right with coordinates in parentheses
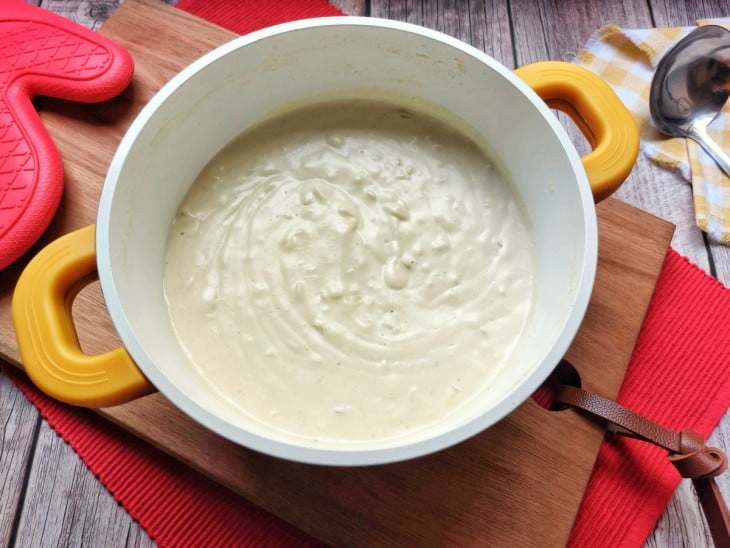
top-left (164, 99), bottom-right (536, 445)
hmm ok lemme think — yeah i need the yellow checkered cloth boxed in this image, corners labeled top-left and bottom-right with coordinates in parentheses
top-left (576, 19), bottom-right (730, 245)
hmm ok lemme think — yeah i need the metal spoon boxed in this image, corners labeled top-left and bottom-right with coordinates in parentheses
top-left (649, 24), bottom-right (730, 176)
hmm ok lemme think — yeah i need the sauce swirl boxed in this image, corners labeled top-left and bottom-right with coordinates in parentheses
top-left (164, 99), bottom-right (536, 444)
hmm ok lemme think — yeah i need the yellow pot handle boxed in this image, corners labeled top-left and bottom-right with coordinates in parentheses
top-left (12, 224), bottom-right (154, 407)
top-left (514, 61), bottom-right (639, 202)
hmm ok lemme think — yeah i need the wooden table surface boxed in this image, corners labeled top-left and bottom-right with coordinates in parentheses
top-left (2, 0), bottom-right (729, 546)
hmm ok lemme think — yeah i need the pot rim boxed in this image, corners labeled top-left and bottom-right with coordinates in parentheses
top-left (96, 16), bottom-right (597, 466)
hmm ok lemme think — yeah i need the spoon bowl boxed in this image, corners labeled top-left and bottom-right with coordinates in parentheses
top-left (649, 24), bottom-right (730, 176)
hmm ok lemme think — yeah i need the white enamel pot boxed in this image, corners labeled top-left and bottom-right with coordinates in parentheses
top-left (13, 17), bottom-right (638, 466)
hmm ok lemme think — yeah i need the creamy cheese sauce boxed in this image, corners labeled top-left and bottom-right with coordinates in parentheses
top-left (163, 99), bottom-right (536, 444)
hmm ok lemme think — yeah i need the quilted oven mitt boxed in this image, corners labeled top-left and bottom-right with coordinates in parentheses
top-left (0, 0), bottom-right (133, 270)
top-left (575, 19), bottom-right (730, 245)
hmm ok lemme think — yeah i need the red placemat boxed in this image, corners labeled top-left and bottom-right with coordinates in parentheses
top-left (5, 2), bottom-right (730, 546)
top-left (569, 249), bottom-right (730, 546)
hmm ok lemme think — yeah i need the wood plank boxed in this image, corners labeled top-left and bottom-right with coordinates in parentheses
top-left (648, 479), bottom-right (716, 547)
top-left (1, 366), bottom-right (153, 548)
top-left (37, 0), bottom-right (364, 31)
top-left (510, 0), bottom-right (654, 67)
top-left (13, 419), bottom-right (153, 547)
top-left (649, 0), bottom-right (730, 26)
top-left (370, 0), bottom-right (514, 67)
top-left (38, 0), bottom-right (133, 30)
top-left (711, 243), bottom-right (730, 285)
top-left (615, 153), bottom-right (712, 272)
top-left (0, 372), bottom-right (39, 545)
top-left (330, 0), bottom-right (366, 15)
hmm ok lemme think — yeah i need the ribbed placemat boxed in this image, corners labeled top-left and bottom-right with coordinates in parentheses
top-left (569, 249), bottom-right (730, 546)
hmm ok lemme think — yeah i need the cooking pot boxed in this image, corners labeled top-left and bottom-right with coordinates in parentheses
top-left (12, 17), bottom-right (638, 466)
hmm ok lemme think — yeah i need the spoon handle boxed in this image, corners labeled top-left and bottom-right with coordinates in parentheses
top-left (688, 125), bottom-right (730, 178)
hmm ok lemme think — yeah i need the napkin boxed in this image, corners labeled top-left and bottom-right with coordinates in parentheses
top-left (575, 20), bottom-right (730, 245)
top-left (5, 2), bottom-right (730, 547)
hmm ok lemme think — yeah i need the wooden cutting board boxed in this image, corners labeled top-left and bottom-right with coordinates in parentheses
top-left (0, 0), bottom-right (675, 545)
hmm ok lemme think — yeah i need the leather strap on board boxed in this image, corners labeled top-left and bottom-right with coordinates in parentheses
top-left (555, 385), bottom-right (730, 547)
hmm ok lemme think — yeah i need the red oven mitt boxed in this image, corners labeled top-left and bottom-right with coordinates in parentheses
top-left (0, 0), bottom-right (134, 270)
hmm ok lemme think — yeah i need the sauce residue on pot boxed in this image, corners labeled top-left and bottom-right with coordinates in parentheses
top-left (163, 98), bottom-right (536, 444)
